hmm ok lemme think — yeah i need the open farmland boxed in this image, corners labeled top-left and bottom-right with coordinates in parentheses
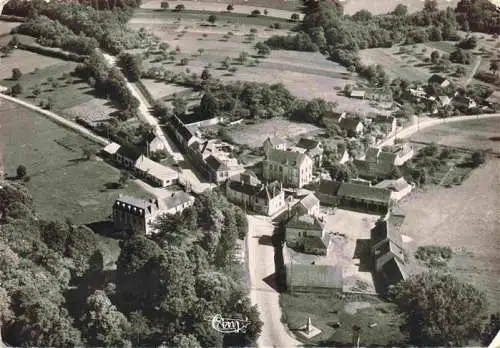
top-left (341, 0), bottom-right (460, 15)
top-left (0, 20), bottom-right (22, 35)
top-left (140, 79), bottom-right (194, 100)
top-left (399, 119), bottom-right (500, 312)
top-left (0, 49), bottom-right (63, 80)
top-left (130, 14), bottom-right (387, 114)
top-left (140, 0), bottom-right (303, 19)
top-left (0, 99), bottom-right (151, 225)
top-left (228, 119), bottom-right (320, 147)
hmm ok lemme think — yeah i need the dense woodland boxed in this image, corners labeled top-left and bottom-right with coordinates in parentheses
top-left (0, 183), bottom-right (260, 347)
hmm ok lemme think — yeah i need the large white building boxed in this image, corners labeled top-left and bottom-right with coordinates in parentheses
top-left (262, 149), bottom-right (314, 188)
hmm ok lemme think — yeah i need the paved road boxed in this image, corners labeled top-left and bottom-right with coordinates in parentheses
top-left (0, 93), bottom-right (110, 146)
top-left (247, 215), bottom-right (301, 348)
top-left (378, 113), bottom-right (500, 148)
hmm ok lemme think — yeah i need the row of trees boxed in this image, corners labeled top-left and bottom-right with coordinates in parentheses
top-left (74, 51), bottom-right (139, 117)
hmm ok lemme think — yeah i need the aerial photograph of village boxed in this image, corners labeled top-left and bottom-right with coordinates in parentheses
top-left (0, 0), bottom-right (499, 346)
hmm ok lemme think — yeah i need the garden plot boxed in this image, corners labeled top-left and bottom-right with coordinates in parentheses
top-left (228, 119), bottom-right (320, 147)
top-left (62, 98), bottom-right (116, 124)
top-left (140, 79), bottom-right (193, 100)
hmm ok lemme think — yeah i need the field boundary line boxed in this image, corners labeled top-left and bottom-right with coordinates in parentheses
top-left (0, 93), bottom-right (109, 146)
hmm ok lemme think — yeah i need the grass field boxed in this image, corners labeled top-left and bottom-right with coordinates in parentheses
top-left (0, 49), bottom-right (64, 80)
top-left (130, 12), bottom-right (387, 114)
top-left (341, 0), bottom-right (460, 15)
top-left (280, 292), bottom-right (407, 346)
top-left (0, 99), bottom-right (151, 225)
top-left (399, 119), bottom-right (500, 312)
top-left (0, 20), bottom-right (22, 35)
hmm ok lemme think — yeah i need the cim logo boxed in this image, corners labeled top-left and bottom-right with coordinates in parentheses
top-left (211, 314), bottom-right (250, 334)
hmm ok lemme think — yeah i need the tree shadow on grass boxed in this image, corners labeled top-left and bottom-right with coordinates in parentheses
top-left (86, 220), bottom-right (117, 238)
top-left (104, 182), bottom-right (122, 190)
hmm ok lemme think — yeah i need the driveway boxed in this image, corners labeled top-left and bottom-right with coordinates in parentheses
top-left (247, 215), bottom-right (301, 348)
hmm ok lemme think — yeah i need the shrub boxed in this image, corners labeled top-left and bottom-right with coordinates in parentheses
top-left (290, 13), bottom-right (300, 21)
top-left (227, 4), bottom-right (233, 11)
top-left (250, 9), bottom-right (261, 17)
top-left (174, 4), bottom-right (185, 11)
top-left (160, 1), bottom-right (169, 9)
top-left (265, 32), bottom-right (318, 52)
top-left (11, 68), bottom-right (22, 80)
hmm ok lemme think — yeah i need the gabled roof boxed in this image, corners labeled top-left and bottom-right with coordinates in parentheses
top-left (378, 151), bottom-right (397, 165)
top-left (230, 170), bottom-right (261, 186)
top-left (163, 191), bottom-right (194, 210)
top-left (287, 264), bottom-right (343, 289)
top-left (116, 144), bottom-right (142, 161)
top-left (374, 177), bottom-right (411, 192)
top-left (265, 136), bottom-right (287, 147)
top-left (337, 182), bottom-right (392, 204)
top-left (428, 74), bottom-right (448, 85)
top-left (170, 115), bottom-right (195, 142)
top-left (303, 236), bottom-right (327, 251)
top-left (228, 180), bottom-right (262, 197)
top-left (318, 180), bottom-right (341, 196)
top-left (205, 155), bottom-right (229, 172)
top-left (135, 155), bottom-right (178, 180)
top-left (266, 149), bottom-right (310, 167)
top-left (351, 90), bottom-right (366, 98)
top-left (103, 142), bottom-right (121, 155)
top-left (374, 239), bottom-right (405, 271)
top-left (255, 181), bottom-right (283, 200)
top-left (339, 117), bottom-right (363, 131)
top-left (353, 159), bottom-right (395, 179)
top-left (371, 217), bottom-right (404, 250)
top-left (379, 257), bottom-right (407, 285)
top-left (144, 132), bottom-right (156, 143)
top-left (286, 214), bottom-right (324, 231)
top-left (296, 138), bottom-right (320, 151)
top-left (299, 193), bottom-right (320, 210)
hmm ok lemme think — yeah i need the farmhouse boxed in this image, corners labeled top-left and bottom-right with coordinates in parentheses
top-left (144, 132), bottom-right (165, 153)
top-left (204, 154), bottom-right (245, 183)
top-left (115, 144), bottom-right (142, 168)
top-left (284, 214), bottom-right (328, 255)
top-left (365, 143), bottom-right (414, 166)
top-left (263, 136), bottom-right (288, 154)
top-left (294, 192), bottom-right (321, 217)
top-left (428, 74), bottom-right (450, 88)
top-left (134, 154), bottom-right (178, 187)
top-left (295, 138), bottom-right (324, 167)
top-left (113, 196), bottom-right (161, 235)
top-left (350, 90), bottom-right (366, 99)
top-left (167, 115), bottom-right (199, 150)
top-left (371, 214), bottom-right (407, 287)
top-left (262, 149), bottom-right (314, 188)
top-left (102, 142), bottom-right (121, 158)
top-left (163, 191), bottom-right (195, 215)
top-left (374, 177), bottom-right (413, 202)
top-left (310, 179), bottom-right (342, 206)
top-left (353, 158), bottom-right (395, 182)
top-left (339, 117), bottom-right (364, 137)
top-left (285, 261), bottom-right (343, 293)
top-left (336, 182), bottom-right (392, 215)
top-left (225, 172), bottom-right (286, 216)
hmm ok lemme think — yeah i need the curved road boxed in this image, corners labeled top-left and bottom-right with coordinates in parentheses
top-left (379, 113), bottom-right (500, 148)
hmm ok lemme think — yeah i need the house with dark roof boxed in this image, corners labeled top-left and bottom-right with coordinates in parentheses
top-left (113, 196), bottom-right (161, 235)
top-left (371, 214), bottom-right (408, 287)
top-left (339, 117), bottom-right (364, 137)
top-left (353, 158), bottom-right (395, 182)
top-left (295, 138), bottom-right (324, 167)
top-left (314, 179), bottom-right (342, 206)
top-left (428, 74), bottom-right (450, 88)
top-left (364, 143), bottom-right (414, 166)
top-left (167, 115), bottom-right (199, 150)
top-left (294, 193), bottom-right (320, 217)
top-left (225, 172), bottom-right (286, 216)
top-left (374, 177), bottom-right (413, 201)
top-left (337, 182), bottom-right (392, 215)
top-left (285, 214), bottom-right (328, 255)
top-left (263, 136), bottom-right (288, 155)
top-left (115, 144), bottom-right (143, 168)
top-left (262, 149), bottom-right (314, 188)
top-left (285, 263), bottom-right (343, 292)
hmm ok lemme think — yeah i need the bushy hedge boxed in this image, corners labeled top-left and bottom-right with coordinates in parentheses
top-left (264, 32), bottom-right (318, 52)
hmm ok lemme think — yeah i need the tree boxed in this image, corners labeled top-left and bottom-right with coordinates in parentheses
top-left (490, 60), bottom-right (499, 76)
top-left (172, 97), bottom-right (187, 116)
top-left (482, 313), bottom-right (500, 346)
top-left (392, 4), bottom-right (408, 16)
top-left (31, 86), bottom-right (41, 98)
top-left (11, 68), bottom-right (22, 81)
top-left (454, 65), bottom-right (466, 77)
top-left (16, 165), bottom-right (27, 179)
top-left (118, 53), bottom-right (143, 82)
top-left (208, 14), bottom-right (217, 24)
top-left (180, 57), bottom-right (189, 66)
top-left (450, 48), bottom-right (472, 64)
top-left (0, 286), bottom-right (13, 341)
top-left (250, 9), bottom-right (261, 17)
top-left (175, 4), bottom-right (185, 11)
top-left (470, 150), bottom-right (485, 167)
top-left (423, 0), bottom-right (438, 12)
top-left (197, 48), bottom-right (205, 56)
top-left (226, 4), bottom-right (233, 11)
top-left (160, 1), bottom-right (169, 10)
top-left (81, 290), bottom-right (131, 347)
top-left (255, 42), bottom-right (271, 57)
top-left (290, 13), bottom-right (300, 21)
top-left (201, 68), bottom-right (211, 80)
top-left (238, 51), bottom-right (249, 65)
top-left (8, 35), bottom-right (19, 49)
top-left (352, 9), bottom-right (372, 21)
top-left (390, 272), bottom-right (487, 346)
top-left (457, 36), bottom-right (478, 49)
top-left (430, 50), bottom-right (440, 64)
top-left (83, 146), bottom-right (96, 160)
top-left (173, 334), bottom-right (202, 348)
top-left (118, 170), bottom-right (131, 187)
